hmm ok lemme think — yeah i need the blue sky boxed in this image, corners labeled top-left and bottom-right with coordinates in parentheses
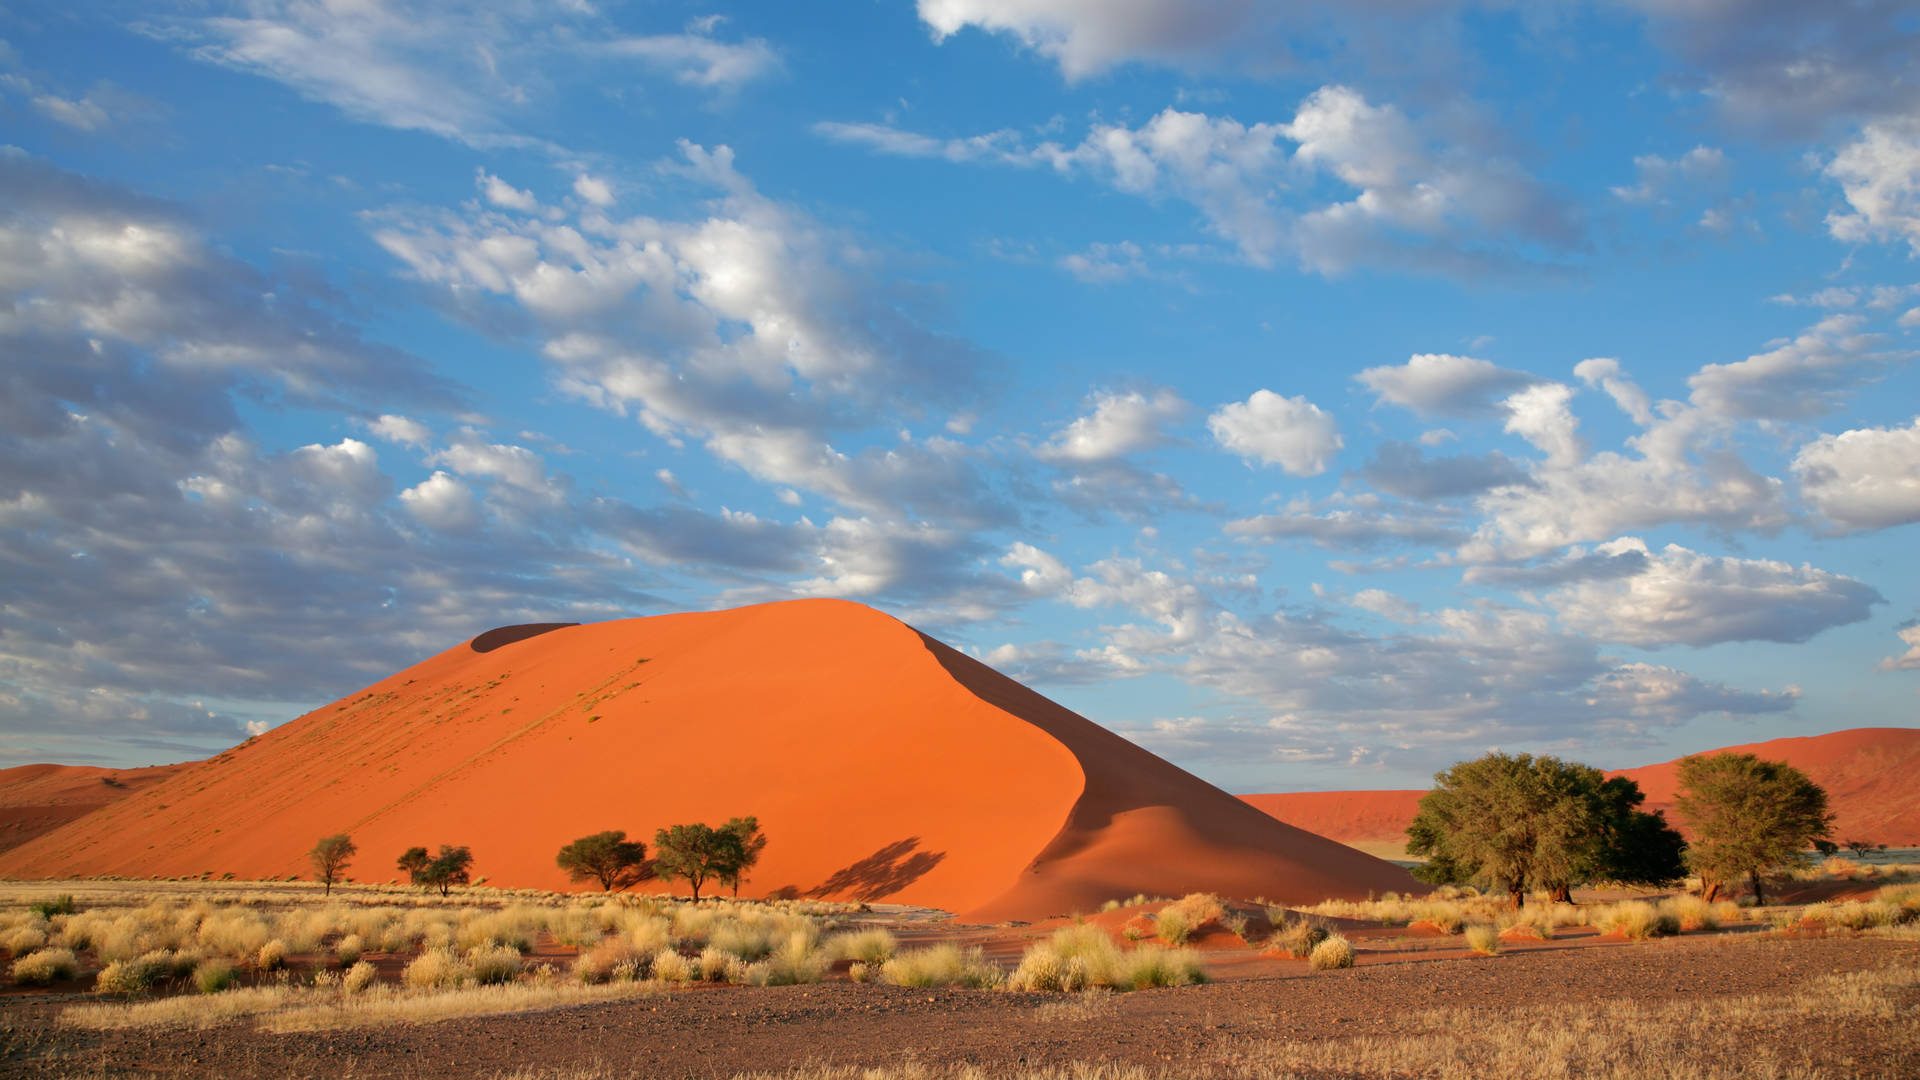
top-left (3, 1), bottom-right (1918, 792)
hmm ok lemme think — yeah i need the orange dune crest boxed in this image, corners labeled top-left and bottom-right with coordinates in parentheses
top-left (1244, 727), bottom-right (1920, 851)
top-left (0, 599), bottom-right (1412, 918)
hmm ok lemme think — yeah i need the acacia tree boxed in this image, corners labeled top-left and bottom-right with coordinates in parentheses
top-left (653, 823), bottom-right (742, 901)
top-left (1408, 753), bottom-right (1683, 906)
top-left (309, 833), bottom-right (357, 895)
top-left (1674, 753), bottom-right (1832, 904)
top-left (717, 816), bottom-right (767, 898)
top-left (399, 844), bottom-right (474, 896)
top-left (556, 830), bottom-right (649, 891)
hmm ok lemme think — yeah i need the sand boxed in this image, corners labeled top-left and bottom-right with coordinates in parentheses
top-left (0, 599), bottom-right (1411, 917)
top-left (0, 763), bottom-right (185, 856)
top-left (1244, 727), bottom-right (1920, 852)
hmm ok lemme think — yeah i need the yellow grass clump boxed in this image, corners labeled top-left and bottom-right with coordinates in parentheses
top-left (881, 944), bottom-right (1005, 989)
top-left (1308, 934), bottom-right (1355, 970)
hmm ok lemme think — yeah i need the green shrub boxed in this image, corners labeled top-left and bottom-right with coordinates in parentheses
top-left (194, 959), bottom-right (237, 994)
top-left (31, 896), bottom-right (76, 920)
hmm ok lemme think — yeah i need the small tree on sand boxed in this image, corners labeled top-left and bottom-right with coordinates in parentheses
top-left (556, 830), bottom-right (649, 892)
top-left (1675, 753), bottom-right (1832, 905)
top-left (717, 816), bottom-right (767, 898)
top-left (309, 834), bottom-right (357, 895)
top-left (397, 847), bottom-right (431, 881)
top-left (399, 844), bottom-right (474, 896)
top-left (653, 823), bottom-right (741, 902)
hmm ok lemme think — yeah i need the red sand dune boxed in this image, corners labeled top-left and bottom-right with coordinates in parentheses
top-left (1245, 727), bottom-right (1920, 852)
top-left (0, 599), bottom-right (1412, 918)
top-left (0, 763), bottom-right (186, 856)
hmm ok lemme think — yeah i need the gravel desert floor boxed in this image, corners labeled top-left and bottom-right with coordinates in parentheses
top-left (5, 934), bottom-right (1916, 1080)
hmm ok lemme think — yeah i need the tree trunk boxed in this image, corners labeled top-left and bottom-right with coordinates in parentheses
top-left (1550, 884), bottom-right (1572, 904)
top-left (1508, 886), bottom-right (1525, 909)
top-left (1701, 879), bottom-right (1721, 902)
top-left (1748, 869), bottom-right (1765, 907)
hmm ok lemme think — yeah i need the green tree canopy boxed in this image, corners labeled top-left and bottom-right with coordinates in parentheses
top-left (308, 833), bottom-right (357, 896)
top-left (399, 844), bottom-right (474, 896)
top-left (1674, 752), bottom-right (1833, 904)
top-left (1408, 752), bottom-right (1685, 905)
top-left (716, 816), bottom-right (767, 897)
top-left (652, 823), bottom-right (742, 901)
top-left (556, 830), bottom-right (649, 892)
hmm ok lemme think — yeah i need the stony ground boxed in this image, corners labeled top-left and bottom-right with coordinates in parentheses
top-left (4, 935), bottom-right (1917, 1080)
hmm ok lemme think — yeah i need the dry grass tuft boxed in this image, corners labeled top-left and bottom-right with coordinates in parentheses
top-left (1463, 924), bottom-right (1501, 955)
top-left (880, 944), bottom-right (1003, 989)
top-left (1005, 926), bottom-right (1203, 992)
top-left (1307, 934), bottom-right (1354, 970)
top-left (10, 946), bottom-right (78, 985)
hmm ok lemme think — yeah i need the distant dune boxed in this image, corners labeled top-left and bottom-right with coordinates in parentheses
top-left (0, 599), bottom-right (1412, 918)
top-left (1245, 727), bottom-right (1920, 855)
top-left (0, 763), bottom-right (186, 856)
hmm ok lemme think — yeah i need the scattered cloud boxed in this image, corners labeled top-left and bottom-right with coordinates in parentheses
top-left (1545, 538), bottom-right (1881, 648)
top-left (1792, 418), bottom-right (1920, 532)
top-left (1207, 390), bottom-right (1343, 476)
top-left (1355, 353), bottom-right (1541, 417)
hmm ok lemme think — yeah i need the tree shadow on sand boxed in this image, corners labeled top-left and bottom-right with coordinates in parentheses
top-left (803, 838), bottom-right (948, 901)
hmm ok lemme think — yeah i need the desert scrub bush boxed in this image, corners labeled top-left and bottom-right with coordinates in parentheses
top-left (1593, 901), bottom-right (1680, 940)
top-left (256, 939), bottom-right (289, 971)
top-left (194, 959), bottom-right (237, 994)
top-left (10, 946), bottom-right (78, 985)
top-left (881, 944), bottom-right (1004, 989)
top-left (1111, 946), bottom-right (1207, 990)
top-left (1160, 893), bottom-right (1226, 933)
top-left (1152, 908), bottom-right (1190, 945)
top-left (1308, 934), bottom-right (1355, 970)
top-left (32, 895), bottom-right (76, 919)
top-left (828, 927), bottom-right (897, 964)
top-left (651, 949), bottom-right (693, 983)
top-left (2, 923), bottom-right (48, 955)
top-left (333, 933), bottom-right (364, 966)
top-left (1266, 918), bottom-right (1330, 958)
top-left (403, 946), bottom-right (470, 990)
top-left (757, 931), bottom-right (828, 986)
top-left (1660, 894), bottom-right (1724, 931)
top-left (1463, 924), bottom-right (1501, 955)
top-left (465, 943), bottom-right (523, 985)
top-left (198, 910), bottom-right (271, 959)
top-left (697, 945), bottom-right (739, 982)
top-left (96, 951), bottom-right (187, 995)
top-left (574, 937), bottom-right (648, 984)
top-left (342, 960), bottom-right (378, 995)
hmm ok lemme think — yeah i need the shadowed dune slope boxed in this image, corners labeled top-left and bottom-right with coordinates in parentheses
top-left (0, 599), bottom-right (1411, 917)
top-left (1244, 727), bottom-right (1920, 852)
top-left (0, 763), bottom-right (187, 856)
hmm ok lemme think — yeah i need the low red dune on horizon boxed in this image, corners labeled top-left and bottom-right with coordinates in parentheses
top-left (1245, 727), bottom-right (1920, 854)
top-left (0, 762), bottom-right (187, 857)
top-left (0, 598), bottom-right (1412, 919)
